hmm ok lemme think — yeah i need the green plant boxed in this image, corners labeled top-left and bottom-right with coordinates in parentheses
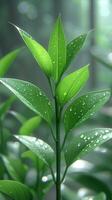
top-left (0, 17), bottom-right (112, 200)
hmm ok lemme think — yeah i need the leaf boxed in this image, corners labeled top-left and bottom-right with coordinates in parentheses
top-left (64, 90), bottom-right (110, 133)
top-left (14, 25), bottom-right (52, 77)
top-left (64, 128), bottom-right (112, 167)
top-left (0, 78), bottom-right (53, 124)
top-left (56, 65), bottom-right (89, 105)
top-left (66, 33), bottom-right (87, 70)
top-left (0, 48), bottom-right (21, 77)
top-left (0, 96), bottom-right (15, 119)
top-left (9, 110), bottom-right (26, 124)
top-left (15, 135), bottom-right (55, 167)
top-left (48, 16), bottom-right (66, 81)
top-left (0, 180), bottom-right (32, 200)
top-left (1, 155), bottom-right (26, 181)
top-left (19, 116), bottom-right (42, 135)
top-left (93, 193), bottom-right (106, 200)
top-left (22, 150), bottom-right (47, 171)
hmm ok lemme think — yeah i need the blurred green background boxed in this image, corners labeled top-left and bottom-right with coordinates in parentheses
top-left (1, 0), bottom-right (112, 199)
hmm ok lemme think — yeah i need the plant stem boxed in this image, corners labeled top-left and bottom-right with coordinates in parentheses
top-left (55, 96), bottom-right (61, 200)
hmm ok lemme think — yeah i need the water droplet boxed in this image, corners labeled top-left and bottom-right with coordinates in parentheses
top-left (64, 92), bottom-right (67, 96)
top-left (70, 108), bottom-right (72, 112)
top-left (39, 91), bottom-right (42, 96)
top-left (80, 134), bottom-right (84, 138)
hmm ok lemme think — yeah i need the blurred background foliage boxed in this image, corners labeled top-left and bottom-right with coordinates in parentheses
top-left (0, 0), bottom-right (112, 199)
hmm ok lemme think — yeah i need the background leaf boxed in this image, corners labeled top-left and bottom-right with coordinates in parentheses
top-left (0, 48), bottom-right (21, 77)
top-left (0, 180), bottom-right (32, 200)
top-left (56, 65), bottom-right (89, 105)
top-left (48, 16), bottom-right (66, 81)
top-left (19, 116), bottom-right (42, 135)
top-left (64, 90), bottom-right (110, 133)
top-left (0, 78), bottom-right (53, 124)
top-left (1, 155), bottom-right (26, 182)
top-left (0, 96), bottom-right (15, 119)
top-left (14, 25), bottom-right (52, 76)
top-left (66, 33), bottom-right (87, 70)
top-left (64, 128), bottom-right (112, 167)
top-left (15, 135), bottom-right (55, 167)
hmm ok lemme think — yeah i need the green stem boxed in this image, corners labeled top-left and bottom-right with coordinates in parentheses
top-left (61, 166), bottom-right (68, 183)
top-left (55, 96), bottom-right (61, 200)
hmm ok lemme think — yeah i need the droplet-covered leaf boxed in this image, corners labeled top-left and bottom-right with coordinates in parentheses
top-left (19, 116), bottom-right (42, 135)
top-left (0, 78), bottom-right (53, 124)
top-left (48, 16), bottom-right (66, 81)
top-left (0, 48), bottom-right (21, 77)
top-left (14, 25), bottom-right (53, 76)
top-left (0, 180), bottom-right (32, 200)
top-left (64, 90), bottom-right (110, 133)
top-left (64, 128), bottom-right (112, 167)
top-left (66, 33), bottom-right (87, 70)
top-left (56, 65), bottom-right (89, 105)
top-left (15, 135), bottom-right (55, 167)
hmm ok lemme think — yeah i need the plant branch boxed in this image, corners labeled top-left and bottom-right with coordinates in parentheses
top-left (55, 95), bottom-right (61, 200)
top-left (61, 166), bottom-right (68, 183)
top-left (50, 167), bottom-right (56, 184)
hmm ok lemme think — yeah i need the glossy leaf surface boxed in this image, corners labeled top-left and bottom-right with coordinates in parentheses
top-left (0, 180), bottom-right (32, 200)
top-left (0, 78), bottom-right (53, 124)
top-left (56, 65), bottom-right (89, 105)
top-left (15, 25), bottom-right (53, 76)
top-left (64, 128), bottom-right (112, 167)
top-left (48, 17), bottom-right (66, 81)
top-left (64, 90), bottom-right (110, 133)
top-left (15, 135), bottom-right (55, 167)
top-left (66, 33), bottom-right (87, 70)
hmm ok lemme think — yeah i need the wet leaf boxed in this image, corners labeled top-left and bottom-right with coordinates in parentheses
top-left (64, 128), bottom-right (112, 167)
top-left (14, 25), bottom-right (53, 76)
top-left (0, 180), bottom-right (32, 200)
top-left (19, 116), bottom-right (42, 135)
top-left (0, 48), bottom-right (21, 77)
top-left (48, 16), bottom-right (66, 81)
top-left (56, 65), bottom-right (89, 105)
top-left (66, 33), bottom-right (87, 70)
top-left (64, 90), bottom-right (110, 133)
top-left (15, 135), bottom-right (55, 167)
top-left (0, 78), bottom-right (53, 124)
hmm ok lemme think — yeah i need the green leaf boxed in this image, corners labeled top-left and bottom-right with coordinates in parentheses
top-left (0, 180), bottom-right (32, 200)
top-left (66, 33), bottom-right (87, 70)
top-left (93, 193), bottom-right (106, 200)
top-left (19, 116), bottom-right (42, 135)
top-left (64, 90), bottom-right (110, 133)
top-left (64, 128), bottom-right (112, 167)
top-left (0, 78), bottom-right (53, 124)
top-left (56, 65), bottom-right (89, 105)
top-left (0, 48), bottom-right (21, 77)
top-left (0, 96), bottom-right (15, 119)
top-left (14, 25), bottom-right (52, 77)
top-left (48, 16), bottom-right (66, 81)
top-left (15, 135), bottom-right (55, 167)
top-left (9, 110), bottom-right (26, 124)
top-left (1, 155), bottom-right (26, 181)
top-left (22, 150), bottom-right (47, 171)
